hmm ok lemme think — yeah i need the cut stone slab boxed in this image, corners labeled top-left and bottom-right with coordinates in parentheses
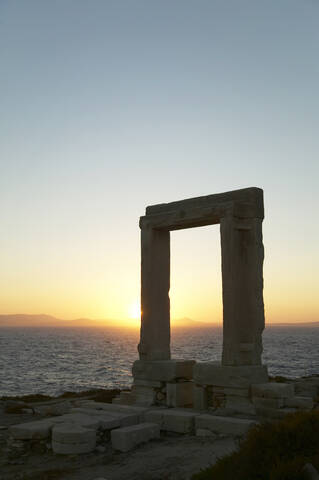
top-left (252, 397), bottom-right (285, 409)
top-left (52, 438), bottom-right (96, 455)
top-left (285, 396), bottom-right (313, 409)
top-left (194, 362), bottom-right (268, 388)
top-left (111, 422), bottom-right (160, 452)
top-left (133, 379), bottom-right (163, 388)
top-left (33, 401), bottom-right (71, 416)
top-left (196, 428), bottom-right (217, 439)
top-left (193, 385), bottom-right (208, 411)
top-left (251, 383), bottom-right (294, 399)
top-left (214, 386), bottom-right (250, 398)
top-left (166, 382), bottom-right (193, 407)
top-left (162, 410), bottom-right (197, 434)
top-left (144, 409), bottom-right (164, 427)
top-left (130, 385), bottom-right (157, 406)
top-left (196, 415), bottom-right (257, 436)
top-left (224, 396), bottom-right (256, 416)
top-left (133, 359), bottom-right (195, 382)
top-left (52, 423), bottom-right (96, 444)
top-left (68, 408), bottom-right (138, 429)
top-left (51, 413), bottom-right (100, 430)
top-left (77, 401), bottom-right (148, 419)
top-left (9, 420), bottom-right (54, 440)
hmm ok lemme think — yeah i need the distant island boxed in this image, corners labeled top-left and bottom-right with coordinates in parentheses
top-left (0, 314), bottom-right (318, 328)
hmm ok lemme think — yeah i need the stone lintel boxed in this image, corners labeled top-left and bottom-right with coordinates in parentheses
top-left (133, 359), bottom-right (195, 382)
top-left (145, 187), bottom-right (264, 218)
top-left (140, 197), bottom-right (263, 231)
top-left (193, 362), bottom-right (268, 388)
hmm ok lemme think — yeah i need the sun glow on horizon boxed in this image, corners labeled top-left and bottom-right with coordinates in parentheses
top-left (128, 300), bottom-right (141, 321)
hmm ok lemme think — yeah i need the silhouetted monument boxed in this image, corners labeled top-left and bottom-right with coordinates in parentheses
top-left (138, 187), bottom-right (265, 365)
top-left (130, 187), bottom-right (268, 408)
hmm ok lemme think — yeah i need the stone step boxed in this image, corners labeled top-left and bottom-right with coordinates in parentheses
top-left (195, 414), bottom-right (257, 436)
top-left (111, 422), bottom-right (160, 452)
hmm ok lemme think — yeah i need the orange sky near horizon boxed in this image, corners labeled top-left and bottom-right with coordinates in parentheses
top-left (1, 223), bottom-right (318, 327)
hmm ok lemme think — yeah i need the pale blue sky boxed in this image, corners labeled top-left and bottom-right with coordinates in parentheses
top-left (1, 0), bottom-right (318, 323)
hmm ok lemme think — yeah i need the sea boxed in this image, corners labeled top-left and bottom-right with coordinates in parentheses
top-left (0, 326), bottom-right (318, 397)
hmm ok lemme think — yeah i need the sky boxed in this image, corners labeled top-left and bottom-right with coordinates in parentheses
top-left (0, 0), bottom-right (318, 326)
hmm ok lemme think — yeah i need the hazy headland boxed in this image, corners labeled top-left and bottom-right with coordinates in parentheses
top-left (0, 314), bottom-right (318, 328)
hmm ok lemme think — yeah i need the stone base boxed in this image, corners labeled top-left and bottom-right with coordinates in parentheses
top-left (121, 359), bottom-right (196, 408)
top-left (193, 362), bottom-right (268, 414)
top-left (133, 359), bottom-right (195, 382)
top-left (194, 362), bottom-right (268, 387)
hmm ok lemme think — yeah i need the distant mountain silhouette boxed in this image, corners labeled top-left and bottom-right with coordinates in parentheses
top-left (0, 314), bottom-right (317, 328)
top-left (0, 314), bottom-right (213, 328)
top-left (171, 317), bottom-right (216, 328)
top-left (0, 314), bottom-right (115, 327)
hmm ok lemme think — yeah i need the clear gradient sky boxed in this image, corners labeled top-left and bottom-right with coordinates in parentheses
top-left (1, 1), bottom-right (318, 326)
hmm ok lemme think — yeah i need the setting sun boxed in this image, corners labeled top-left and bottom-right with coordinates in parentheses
top-left (129, 300), bottom-right (141, 320)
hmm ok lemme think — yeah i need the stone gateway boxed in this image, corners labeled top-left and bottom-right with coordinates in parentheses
top-left (121, 187), bottom-right (269, 409)
top-left (139, 186), bottom-right (265, 366)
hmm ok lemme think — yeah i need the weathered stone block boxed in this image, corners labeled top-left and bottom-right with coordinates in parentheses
top-left (285, 396), bottom-right (314, 409)
top-left (166, 382), bottom-right (193, 407)
top-left (52, 438), bottom-right (96, 454)
top-left (196, 428), bottom-right (217, 439)
top-left (214, 386), bottom-right (250, 397)
top-left (133, 379), bottom-right (163, 388)
top-left (34, 401), bottom-right (71, 416)
top-left (52, 423), bottom-right (96, 444)
top-left (111, 423), bottom-right (160, 452)
top-left (224, 396), bottom-right (256, 415)
top-left (144, 409), bottom-right (164, 426)
top-left (162, 410), bottom-right (197, 434)
top-left (69, 409), bottom-right (122, 429)
top-left (251, 383), bottom-right (294, 399)
top-left (193, 385), bottom-right (208, 411)
top-left (133, 359), bottom-right (195, 382)
top-left (252, 397), bottom-right (284, 409)
top-left (194, 362), bottom-right (268, 387)
top-left (196, 415), bottom-right (257, 436)
top-left (52, 413), bottom-right (100, 430)
top-left (131, 385), bottom-right (157, 406)
top-left (9, 420), bottom-right (54, 440)
top-left (78, 401), bottom-right (148, 421)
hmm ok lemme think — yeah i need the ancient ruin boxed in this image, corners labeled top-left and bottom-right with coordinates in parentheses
top-left (120, 187), bottom-right (268, 409)
top-left (5, 187), bottom-right (316, 462)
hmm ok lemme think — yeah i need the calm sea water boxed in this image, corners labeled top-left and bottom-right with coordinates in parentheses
top-left (0, 326), bottom-right (318, 397)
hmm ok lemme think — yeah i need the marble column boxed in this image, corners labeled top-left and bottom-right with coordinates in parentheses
top-left (138, 227), bottom-right (170, 361)
top-left (220, 215), bottom-right (264, 366)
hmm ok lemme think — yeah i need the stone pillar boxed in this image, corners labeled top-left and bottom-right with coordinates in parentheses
top-left (220, 215), bottom-right (264, 366)
top-left (138, 227), bottom-right (170, 361)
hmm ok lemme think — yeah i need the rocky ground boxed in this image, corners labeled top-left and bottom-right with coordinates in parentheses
top-left (0, 391), bottom-right (235, 480)
top-left (1, 376), bottom-right (318, 480)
